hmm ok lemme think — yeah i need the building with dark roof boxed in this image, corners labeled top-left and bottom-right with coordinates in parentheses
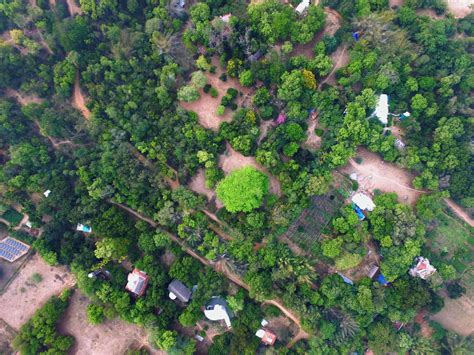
top-left (204, 297), bottom-right (233, 328)
top-left (168, 279), bottom-right (192, 303)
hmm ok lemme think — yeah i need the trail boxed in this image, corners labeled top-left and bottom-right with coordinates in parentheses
top-left (319, 45), bottom-right (348, 87)
top-left (110, 200), bottom-right (308, 340)
top-left (444, 198), bottom-right (474, 227)
top-left (72, 72), bottom-right (91, 120)
top-left (66, 0), bottom-right (83, 16)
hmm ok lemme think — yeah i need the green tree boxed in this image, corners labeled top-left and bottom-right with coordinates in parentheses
top-left (216, 167), bottom-right (269, 213)
top-left (87, 303), bottom-right (105, 325)
top-left (178, 85), bottom-right (200, 102)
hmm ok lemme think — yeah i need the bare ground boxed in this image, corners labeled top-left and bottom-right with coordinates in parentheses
top-left (258, 119), bottom-right (276, 144)
top-left (447, 0), bottom-right (473, 18)
top-left (389, 0), bottom-right (404, 8)
top-left (179, 57), bottom-right (252, 131)
top-left (340, 147), bottom-right (425, 205)
top-left (303, 111), bottom-right (322, 150)
top-left (415, 310), bottom-right (434, 338)
top-left (188, 168), bottom-right (217, 202)
top-left (444, 198), bottom-right (474, 227)
top-left (0, 254), bottom-right (75, 330)
top-left (292, 7), bottom-right (342, 59)
top-left (66, 0), bottom-right (83, 16)
top-left (4, 88), bottom-right (44, 106)
top-left (320, 45), bottom-right (349, 87)
top-left (72, 72), bottom-right (91, 120)
top-left (59, 290), bottom-right (162, 355)
top-left (218, 143), bottom-right (282, 196)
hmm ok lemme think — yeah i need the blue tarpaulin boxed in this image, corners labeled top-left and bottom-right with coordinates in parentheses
top-left (377, 274), bottom-right (388, 286)
top-left (353, 204), bottom-right (365, 220)
top-left (352, 32), bottom-right (360, 41)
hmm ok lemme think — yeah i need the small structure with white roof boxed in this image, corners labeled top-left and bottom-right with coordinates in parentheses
top-left (219, 13), bottom-right (232, 23)
top-left (125, 268), bottom-right (149, 297)
top-left (295, 0), bottom-right (310, 14)
top-left (373, 94), bottom-right (389, 125)
top-left (168, 279), bottom-right (192, 303)
top-left (43, 190), bottom-right (51, 197)
top-left (76, 223), bottom-right (92, 233)
top-left (204, 297), bottom-right (232, 328)
top-left (409, 257), bottom-right (436, 279)
top-left (351, 193), bottom-right (376, 212)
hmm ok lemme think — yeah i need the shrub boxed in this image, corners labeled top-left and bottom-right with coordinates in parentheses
top-left (190, 71), bottom-right (208, 88)
top-left (216, 105), bottom-right (225, 116)
top-left (209, 65), bottom-right (217, 74)
top-left (226, 88), bottom-right (238, 98)
top-left (87, 303), bottom-right (105, 325)
top-left (355, 157), bottom-right (363, 164)
top-left (177, 85), bottom-right (200, 102)
top-left (239, 70), bottom-right (254, 87)
top-left (209, 87), bottom-right (218, 97)
top-left (230, 103), bottom-right (238, 111)
top-left (219, 73), bottom-right (227, 81)
top-left (203, 84), bottom-right (211, 93)
top-left (447, 282), bottom-right (466, 299)
top-left (31, 273), bottom-right (43, 284)
top-left (315, 128), bottom-right (324, 137)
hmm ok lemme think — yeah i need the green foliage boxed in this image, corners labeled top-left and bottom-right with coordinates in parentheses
top-left (216, 167), bottom-right (269, 213)
top-left (177, 85), bottom-right (200, 102)
top-left (87, 303), bottom-right (105, 325)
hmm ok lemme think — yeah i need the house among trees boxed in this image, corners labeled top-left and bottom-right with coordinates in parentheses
top-left (351, 193), bottom-right (376, 212)
top-left (255, 328), bottom-right (277, 346)
top-left (125, 268), bottom-right (149, 297)
top-left (373, 94), bottom-right (389, 125)
top-left (76, 223), bottom-right (92, 233)
top-left (409, 257), bottom-right (437, 279)
top-left (394, 138), bottom-right (406, 150)
top-left (168, 279), bottom-right (192, 303)
top-left (204, 297), bottom-right (232, 328)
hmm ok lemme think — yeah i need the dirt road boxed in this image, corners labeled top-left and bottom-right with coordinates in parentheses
top-left (320, 45), bottom-right (349, 87)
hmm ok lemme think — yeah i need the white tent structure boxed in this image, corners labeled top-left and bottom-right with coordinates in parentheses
top-left (295, 0), bottom-right (310, 14)
top-left (352, 193), bottom-right (376, 211)
top-left (373, 94), bottom-right (389, 125)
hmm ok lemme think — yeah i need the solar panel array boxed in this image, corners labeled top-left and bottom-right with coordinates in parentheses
top-left (0, 237), bottom-right (30, 262)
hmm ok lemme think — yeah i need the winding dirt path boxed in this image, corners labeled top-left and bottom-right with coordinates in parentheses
top-left (319, 45), bottom-right (349, 87)
top-left (72, 72), bottom-right (91, 120)
top-left (444, 199), bottom-right (474, 227)
top-left (66, 0), bottom-right (82, 16)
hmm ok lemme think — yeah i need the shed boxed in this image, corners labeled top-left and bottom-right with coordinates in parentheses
top-left (373, 94), bottom-right (389, 125)
top-left (125, 269), bottom-right (149, 297)
top-left (367, 264), bottom-right (379, 279)
top-left (76, 223), bottom-right (92, 233)
top-left (168, 279), bottom-right (192, 303)
top-left (351, 193), bottom-right (376, 212)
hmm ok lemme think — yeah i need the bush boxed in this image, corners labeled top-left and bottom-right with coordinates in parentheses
top-left (315, 128), bottom-right (324, 137)
top-left (354, 157), bottom-right (363, 164)
top-left (230, 103), bottom-right (238, 111)
top-left (87, 303), bottom-right (105, 325)
top-left (209, 66), bottom-right (217, 74)
top-left (203, 84), bottom-right (211, 93)
top-left (263, 304), bottom-right (281, 318)
top-left (447, 282), bottom-right (466, 299)
top-left (31, 273), bottom-right (43, 284)
top-left (177, 85), bottom-right (200, 102)
top-left (219, 73), bottom-right (227, 81)
top-left (239, 70), bottom-right (254, 87)
top-left (209, 87), bottom-right (218, 98)
top-left (191, 71), bottom-right (208, 88)
top-left (226, 88), bottom-right (238, 99)
top-left (216, 105), bottom-right (225, 116)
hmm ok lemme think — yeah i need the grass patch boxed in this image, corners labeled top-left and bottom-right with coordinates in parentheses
top-left (1, 209), bottom-right (23, 225)
top-left (30, 273), bottom-right (43, 284)
top-left (427, 210), bottom-right (472, 256)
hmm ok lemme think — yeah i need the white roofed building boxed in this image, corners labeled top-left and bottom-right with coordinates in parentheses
top-left (373, 94), bottom-right (389, 125)
top-left (295, 0), bottom-right (310, 14)
top-left (351, 193), bottom-right (376, 211)
top-left (204, 297), bottom-right (232, 328)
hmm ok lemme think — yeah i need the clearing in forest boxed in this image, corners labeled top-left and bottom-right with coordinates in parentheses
top-left (72, 72), bottom-right (91, 120)
top-left (0, 254), bottom-right (74, 330)
top-left (218, 143), bottom-right (281, 196)
top-left (303, 111), bottom-right (322, 150)
top-left (180, 57), bottom-right (252, 131)
top-left (447, 0), bottom-right (473, 18)
top-left (340, 147), bottom-right (423, 206)
top-left (58, 290), bottom-right (162, 355)
top-left (188, 168), bottom-right (218, 203)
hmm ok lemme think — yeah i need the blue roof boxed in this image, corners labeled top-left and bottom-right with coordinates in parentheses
top-left (377, 274), bottom-right (388, 285)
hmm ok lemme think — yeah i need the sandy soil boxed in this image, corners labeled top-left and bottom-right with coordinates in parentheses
top-left (59, 290), bottom-right (162, 355)
top-left (415, 310), bottom-right (434, 338)
top-left (180, 57), bottom-right (252, 131)
top-left (447, 0), bottom-right (473, 18)
top-left (0, 254), bottom-right (75, 330)
top-left (218, 143), bottom-right (282, 196)
top-left (72, 72), bottom-right (91, 120)
top-left (340, 147), bottom-right (424, 205)
top-left (188, 168), bottom-right (216, 202)
top-left (320, 45), bottom-right (349, 87)
top-left (303, 111), bottom-right (322, 150)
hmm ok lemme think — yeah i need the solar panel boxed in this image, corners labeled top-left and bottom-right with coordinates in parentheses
top-left (0, 237), bottom-right (30, 262)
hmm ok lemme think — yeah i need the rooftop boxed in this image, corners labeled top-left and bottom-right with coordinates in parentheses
top-left (373, 94), bottom-right (389, 125)
top-left (0, 236), bottom-right (30, 262)
top-left (204, 297), bottom-right (232, 328)
top-left (351, 193), bottom-right (376, 212)
top-left (256, 328), bottom-right (277, 346)
top-left (168, 279), bottom-right (192, 303)
top-left (125, 269), bottom-right (149, 296)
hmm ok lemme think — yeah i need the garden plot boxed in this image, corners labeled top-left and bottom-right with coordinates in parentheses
top-left (282, 192), bottom-right (345, 252)
top-left (0, 254), bottom-right (74, 330)
top-left (59, 290), bottom-right (162, 355)
top-left (180, 57), bottom-right (252, 131)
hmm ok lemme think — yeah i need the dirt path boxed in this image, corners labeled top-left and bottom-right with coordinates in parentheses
top-left (111, 201), bottom-right (309, 340)
top-left (72, 72), bottom-right (91, 120)
top-left (4, 88), bottom-right (44, 105)
top-left (219, 143), bottom-right (282, 196)
top-left (258, 120), bottom-right (275, 144)
top-left (65, 0), bottom-right (83, 16)
top-left (340, 147), bottom-right (425, 205)
top-left (303, 111), bottom-right (321, 150)
top-left (319, 45), bottom-right (349, 87)
top-left (444, 198), bottom-right (474, 227)
top-left (189, 169), bottom-right (216, 202)
top-left (180, 57), bottom-right (252, 131)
